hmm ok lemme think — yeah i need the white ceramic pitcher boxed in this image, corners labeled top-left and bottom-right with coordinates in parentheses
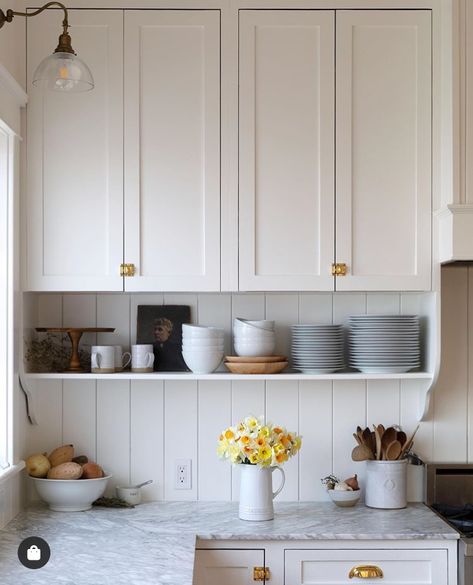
top-left (239, 464), bottom-right (285, 521)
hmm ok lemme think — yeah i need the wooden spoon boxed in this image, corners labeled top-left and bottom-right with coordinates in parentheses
top-left (352, 444), bottom-right (375, 461)
top-left (362, 427), bottom-right (372, 448)
top-left (396, 430), bottom-right (407, 448)
top-left (373, 425), bottom-right (382, 460)
top-left (353, 432), bottom-right (362, 446)
top-left (385, 440), bottom-right (402, 461)
top-left (381, 427), bottom-right (397, 459)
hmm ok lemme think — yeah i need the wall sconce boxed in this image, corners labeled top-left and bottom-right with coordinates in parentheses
top-left (0, 1), bottom-right (94, 92)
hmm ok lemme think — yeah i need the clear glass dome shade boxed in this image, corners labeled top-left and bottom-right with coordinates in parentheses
top-left (32, 52), bottom-right (94, 92)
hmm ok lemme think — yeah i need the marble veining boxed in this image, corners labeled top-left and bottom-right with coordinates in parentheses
top-left (0, 502), bottom-right (458, 585)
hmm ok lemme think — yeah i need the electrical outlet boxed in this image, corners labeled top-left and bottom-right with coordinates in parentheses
top-left (175, 459), bottom-right (192, 490)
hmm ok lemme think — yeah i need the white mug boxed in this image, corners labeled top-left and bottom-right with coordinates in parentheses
top-left (131, 344), bottom-right (155, 373)
top-left (91, 345), bottom-right (116, 373)
top-left (114, 345), bottom-right (131, 371)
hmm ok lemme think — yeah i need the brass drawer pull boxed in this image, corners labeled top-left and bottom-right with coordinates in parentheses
top-left (253, 566), bottom-right (270, 581)
top-left (332, 262), bottom-right (348, 276)
top-left (120, 263), bottom-right (136, 277)
top-left (349, 565), bottom-right (384, 579)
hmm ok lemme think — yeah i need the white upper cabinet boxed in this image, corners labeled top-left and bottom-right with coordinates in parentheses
top-left (238, 10), bottom-right (335, 292)
top-left (26, 10), bottom-right (124, 291)
top-left (335, 10), bottom-right (432, 291)
top-left (123, 11), bottom-right (220, 291)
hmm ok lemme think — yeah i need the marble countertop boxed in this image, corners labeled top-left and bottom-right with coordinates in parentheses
top-left (0, 502), bottom-right (458, 585)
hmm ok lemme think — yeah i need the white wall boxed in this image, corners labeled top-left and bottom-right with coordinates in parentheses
top-left (21, 290), bottom-right (434, 503)
top-left (0, 0), bottom-right (26, 88)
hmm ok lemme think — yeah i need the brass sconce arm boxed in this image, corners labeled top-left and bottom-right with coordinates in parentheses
top-left (0, 2), bottom-right (74, 54)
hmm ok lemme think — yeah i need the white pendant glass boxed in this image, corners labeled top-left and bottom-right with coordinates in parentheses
top-left (32, 51), bottom-right (94, 92)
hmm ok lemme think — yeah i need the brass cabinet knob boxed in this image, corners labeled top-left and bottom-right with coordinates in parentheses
top-left (120, 263), bottom-right (136, 277)
top-left (331, 262), bottom-right (348, 276)
top-left (349, 565), bottom-right (384, 579)
top-left (253, 566), bottom-right (270, 581)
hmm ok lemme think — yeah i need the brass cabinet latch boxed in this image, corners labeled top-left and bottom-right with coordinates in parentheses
top-left (332, 262), bottom-right (348, 276)
top-left (349, 565), bottom-right (384, 579)
top-left (120, 263), bottom-right (136, 277)
top-left (253, 566), bottom-right (270, 581)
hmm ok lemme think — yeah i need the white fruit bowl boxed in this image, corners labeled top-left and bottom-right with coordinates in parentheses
top-left (30, 474), bottom-right (111, 512)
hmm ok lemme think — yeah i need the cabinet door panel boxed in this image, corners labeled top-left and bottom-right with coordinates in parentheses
top-left (124, 11), bottom-right (220, 291)
top-left (239, 10), bottom-right (335, 291)
top-left (26, 10), bottom-right (124, 291)
top-left (336, 10), bottom-right (431, 291)
top-left (194, 549), bottom-right (264, 585)
top-left (285, 549), bottom-right (447, 585)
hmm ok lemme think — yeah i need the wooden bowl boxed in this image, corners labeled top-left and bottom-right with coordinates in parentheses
top-left (225, 355), bottom-right (286, 363)
top-left (224, 361), bottom-right (288, 374)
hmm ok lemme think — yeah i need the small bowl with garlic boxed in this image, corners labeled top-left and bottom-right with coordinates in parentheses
top-left (321, 474), bottom-right (361, 507)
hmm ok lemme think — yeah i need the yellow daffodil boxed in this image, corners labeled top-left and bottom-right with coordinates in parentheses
top-left (217, 417), bottom-right (302, 467)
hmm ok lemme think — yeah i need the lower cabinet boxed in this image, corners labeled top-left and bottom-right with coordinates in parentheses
top-left (194, 543), bottom-right (453, 585)
top-left (194, 549), bottom-right (265, 585)
top-left (285, 549), bottom-right (448, 585)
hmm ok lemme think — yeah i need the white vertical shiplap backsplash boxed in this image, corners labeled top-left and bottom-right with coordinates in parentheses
top-left (24, 291), bottom-right (436, 503)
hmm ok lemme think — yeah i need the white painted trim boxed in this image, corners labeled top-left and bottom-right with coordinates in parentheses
top-left (0, 460), bottom-right (25, 485)
top-left (0, 64), bottom-right (27, 108)
top-left (25, 372), bottom-right (433, 381)
top-left (436, 204), bottom-right (473, 262)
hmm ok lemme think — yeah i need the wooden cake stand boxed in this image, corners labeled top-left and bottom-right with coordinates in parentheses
top-left (35, 327), bottom-right (115, 372)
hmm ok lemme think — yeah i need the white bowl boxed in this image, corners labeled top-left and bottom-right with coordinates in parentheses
top-left (327, 489), bottom-right (361, 507)
top-left (30, 474), bottom-right (111, 512)
top-left (182, 350), bottom-right (223, 374)
top-left (182, 325), bottom-right (224, 338)
top-left (234, 330), bottom-right (276, 341)
top-left (234, 340), bottom-right (276, 357)
top-left (182, 339), bottom-right (225, 348)
top-left (234, 318), bottom-right (275, 331)
top-left (182, 345), bottom-right (224, 352)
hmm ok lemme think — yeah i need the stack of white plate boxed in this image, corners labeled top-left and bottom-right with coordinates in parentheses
top-left (182, 325), bottom-right (224, 374)
top-left (233, 319), bottom-right (276, 357)
top-left (291, 324), bottom-right (344, 374)
top-left (348, 315), bottom-right (420, 374)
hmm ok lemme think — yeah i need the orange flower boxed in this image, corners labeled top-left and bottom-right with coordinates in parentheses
top-left (225, 430), bottom-right (234, 440)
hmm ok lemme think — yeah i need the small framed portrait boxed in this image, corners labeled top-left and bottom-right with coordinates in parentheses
top-left (136, 305), bottom-right (191, 371)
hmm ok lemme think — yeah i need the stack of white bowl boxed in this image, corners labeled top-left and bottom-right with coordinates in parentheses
top-left (182, 325), bottom-right (224, 374)
top-left (233, 319), bottom-right (276, 357)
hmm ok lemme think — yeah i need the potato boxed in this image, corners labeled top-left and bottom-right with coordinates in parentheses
top-left (81, 462), bottom-right (104, 479)
top-left (26, 453), bottom-right (51, 478)
top-left (49, 444), bottom-right (74, 467)
top-left (47, 462), bottom-right (83, 480)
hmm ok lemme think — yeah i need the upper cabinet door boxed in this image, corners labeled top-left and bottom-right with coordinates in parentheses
top-left (26, 10), bottom-right (124, 291)
top-left (124, 11), bottom-right (220, 292)
top-left (239, 11), bottom-right (335, 291)
top-left (336, 10), bottom-right (432, 291)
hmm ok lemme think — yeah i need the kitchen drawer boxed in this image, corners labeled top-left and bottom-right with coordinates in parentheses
top-left (285, 548), bottom-right (447, 584)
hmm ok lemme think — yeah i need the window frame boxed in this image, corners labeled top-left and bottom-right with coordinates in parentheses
top-left (0, 118), bottom-right (15, 471)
